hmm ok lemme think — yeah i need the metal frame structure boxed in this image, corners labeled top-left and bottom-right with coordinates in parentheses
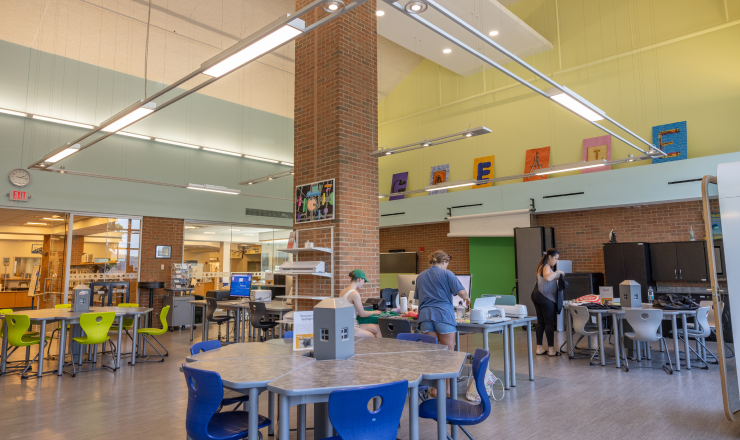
top-left (239, 170), bottom-right (294, 186)
top-left (380, 0), bottom-right (666, 157)
top-left (370, 126), bottom-right (491, 157)
top-left (278, 226), bottom-right (335, 298)
top-left (29, 0), bottom-right (370, 170)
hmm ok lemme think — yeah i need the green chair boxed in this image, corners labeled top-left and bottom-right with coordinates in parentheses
top-left (104, 303), bottom-right (139, 356)
top-left (46, 304), bottom-right (71, 358)
top-left (1, 309), bottom-right (39, 373)
top-left (1, 314), bottom-right (51, 379)
top-left (66, 311), bottom-right (116, 377)
top-left (134, 305), bottom-right (170, 363)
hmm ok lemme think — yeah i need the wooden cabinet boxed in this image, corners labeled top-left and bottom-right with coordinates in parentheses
top-left (649, 241), bottom-right (708, 282)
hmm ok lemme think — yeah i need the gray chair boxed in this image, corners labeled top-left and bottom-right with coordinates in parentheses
top-left (206, 297), bottom-right (233, 342)
top-left (622, 309), bottom-right (674, 374)
top-left (377, 318), bottom-right (412, 339)
top-left (570, 306), bottom-right (608, 365)
top-left (677, 306), bottom-right (718, 368)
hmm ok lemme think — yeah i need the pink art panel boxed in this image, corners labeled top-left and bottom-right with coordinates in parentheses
top-left (581, 135), bottom-right (612, 173)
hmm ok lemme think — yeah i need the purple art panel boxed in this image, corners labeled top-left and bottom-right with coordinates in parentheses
top-left (390, 172), bottom-right (409, 201)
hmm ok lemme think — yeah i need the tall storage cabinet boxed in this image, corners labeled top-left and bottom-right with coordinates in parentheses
top-left (603, 243), bottom-right (654, 301)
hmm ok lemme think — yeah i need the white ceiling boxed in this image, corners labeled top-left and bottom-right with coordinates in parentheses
top-left (184, 222), bottom-right (287, 244)
top-left (377, 0), bottom-right (552, 77)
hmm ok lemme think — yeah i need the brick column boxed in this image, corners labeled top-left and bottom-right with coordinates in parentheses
top-left (294, 0), bottom-right (379, 304)
top-left (139, 217), bottom-right (184, 327)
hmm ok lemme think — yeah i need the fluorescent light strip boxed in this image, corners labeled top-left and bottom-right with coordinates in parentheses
top-left (203, 23), bottom-right (304, 77)
top-left (534, 160), bottom-right (607, 176)
top-left (42, 218), bottom-right (65, 221)
top-left (549, 88), bottom-right (604, 122)
top-left (101, 102), bottom-right (156, 132)
top-left (155, 138), bottom-right (200, 149)
top-left (202, 147), bottom-right (243, 157)
top-left (0, 108), bottom-right (27, 117)
top-left (47, 144), bottom-right (81, 163)
top-left (244, 155), bottom-right (279, 164)
top-left (424, 181), bottom-right (477, 191)
top-left (32, 115), bottom-right (94, 129)
top-left (187, 183), bottom-right (241, 195)
top-left (372, 126), bottom-right (491, 157)
top-left (117, 132), bottom-right (151, 140)
top-left (26, 222), bottom-right (48, 226)
top-left (281, 162), bottom-right (294, 166)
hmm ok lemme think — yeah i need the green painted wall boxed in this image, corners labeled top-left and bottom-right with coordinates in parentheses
top-left (469, 237), bottom-right (516, 304)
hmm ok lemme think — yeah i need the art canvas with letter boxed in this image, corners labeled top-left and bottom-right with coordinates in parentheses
top-left (473, 155), bottom-right (494, 188)
top-left (582, 135), bottom-right (611, 173)
top-left (429, 164), bottom-right (449, 195)
top-left (390, 172), bottom-right (408, 200)
top-left (523, 147), bottom-right (550, 182)
top-left (652, 121), bottom-right (687, 164)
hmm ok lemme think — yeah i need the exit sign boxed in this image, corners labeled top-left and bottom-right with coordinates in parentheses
top-left (8, 190), bottom-right (29, 201)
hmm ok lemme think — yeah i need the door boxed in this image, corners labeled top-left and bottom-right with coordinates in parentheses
top-left (676, 242), bottom-right (709, 282)
top-left (603, 243), bottom-right (624, 293)
top-left (650, 242), bottom-right (678, 281)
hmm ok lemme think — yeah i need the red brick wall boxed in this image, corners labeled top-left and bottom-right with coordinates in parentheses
top-left (379, 222), bottom-right (469, 274)
top-left (294, 0), bottom-right (379, 306)
top-left (139, 217), bottom-right (184, 326)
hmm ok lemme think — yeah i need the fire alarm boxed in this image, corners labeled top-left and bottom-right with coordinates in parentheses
top-left (420, 246), bottom-right (424, 252)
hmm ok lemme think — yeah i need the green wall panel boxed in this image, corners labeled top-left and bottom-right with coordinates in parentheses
top-left (469, 237), bottom-right (516, 304)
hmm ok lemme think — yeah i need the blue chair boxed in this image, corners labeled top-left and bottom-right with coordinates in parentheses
top-left (189, 341), bottom-right (249, 411)
top-left (183, 364), bottom-right (271, 440)
top-left (397, 333), bottom-right (438, 344)
top-left (419, 349), bottom-right (491, 440)
top-left (283, 330), bottom-right (293, 339)
top-left (323, 380), bottom-right (409, 440)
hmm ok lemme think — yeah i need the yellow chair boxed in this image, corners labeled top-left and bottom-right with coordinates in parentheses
top-left (2, 314), bottom-right (51, 379)
top-left (66, 311), bottom-right (116, 377)
top-left (46, 304), bottom-right (71, 358)
top-left (103, 303), bottom-right (139, 356)
top-left (134, 305), bottom-right (169, 363)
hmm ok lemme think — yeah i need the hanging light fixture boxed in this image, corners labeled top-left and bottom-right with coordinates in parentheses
top-left (534, 159), bottom-right (608, 176)
top-left (100, 101), bottom-right (157, 133)
top-left (32, 115), bottom-right (93, 129)
top-left (405, 1), bottom-right (428, 13)
top-left (187, 183), bottom-right (241, 195)
top-left (239, 170), bottom-right (294, 186)
top-left (322, 0), bottom-right (345, 13)
top-left (548, 87), bottom-right (604, 122)
top-left (371, 126), bottom-right (491, 157)
top-left (45, 144), bottom-right (81, 164)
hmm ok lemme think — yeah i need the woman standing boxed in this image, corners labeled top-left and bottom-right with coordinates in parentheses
top-left (340, 269), bottom-right (382, 338)
top-left (532, 248), bottom-right (564, 356)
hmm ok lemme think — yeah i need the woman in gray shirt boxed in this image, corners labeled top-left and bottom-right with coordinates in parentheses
top-left (532, 248), bottom-right (564, 356)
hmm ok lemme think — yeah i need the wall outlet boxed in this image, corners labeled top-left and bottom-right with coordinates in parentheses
top-left (161, 264), bottom-right (164, 270)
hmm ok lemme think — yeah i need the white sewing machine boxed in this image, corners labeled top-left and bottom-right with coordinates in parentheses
top-left (470, 297), bottom-right (505, 323)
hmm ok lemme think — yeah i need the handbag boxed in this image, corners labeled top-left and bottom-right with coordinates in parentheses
top-left (466, 368), bottom-right (504, 402)
top-left (556, 275), bottom-right (568, 315)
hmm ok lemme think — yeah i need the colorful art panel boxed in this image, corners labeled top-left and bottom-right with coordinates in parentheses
top-left (473, 155), bottom-right (495, 189)
top-left (652, 121), bottom-right (687, 164)
top-left (582, 135), bottom-right (612, 173)
top-left (295, 178), bottom-right (335, 223)
top-left (429, 164), bottom-right (449, 195)
top-left (523, 147), bottom-right (550, 182)
top-left (390, 172), bottom-right (409, 201)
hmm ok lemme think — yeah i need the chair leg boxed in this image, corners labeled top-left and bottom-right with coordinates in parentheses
top-left (134, 335), bottom-right (168, 362)
top-left (695, 338), bottom-right (720, 364)
top-left (459, 426), bottom-right (475, 440)
top-left (661, 337), bottom-right (674, 374)
top-left (621, 335), bottom-right (630, 372)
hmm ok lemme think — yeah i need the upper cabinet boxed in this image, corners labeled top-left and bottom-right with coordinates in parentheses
top-left (649, 241), bottom-right (708, 282)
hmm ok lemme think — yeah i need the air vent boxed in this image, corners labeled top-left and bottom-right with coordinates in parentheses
top-left (245, 208), bottom-right (292, 219)
top-left (542, 192), bottom-right (584, 199)
top-left (667, 178), bottom-right (702, 185)
top-left (381, 212), bottom-right (405, 217)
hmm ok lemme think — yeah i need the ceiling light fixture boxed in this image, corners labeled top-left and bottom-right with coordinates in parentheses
top-left (405, 1), bottom-right (428, 13)
top-left (238, 169), bottom-right (294, 186)
top-left (443, 48), bottom-right (452, 54)
top-left (42, 218), bottom-right (65, 221)
top-left (203, 232), bottom-right (217, 234)
top-left (0, 108), bottom-right (27, 117)
top-left (202, 147), bottom-right (243, 157)
top-left (32, 115), bottom-right (94, 129)
top-left (244, 155), bottom-right (279, 164)
top-left (371, 126), bottom-right (491, 157)
top-left (534, 159), bottom-right (608, 175)
top-left (489, 30), bottom-right (499, 36)
top-left (155, 138), bottom-right (200, 149)
top-left (100, 101), bottom-right (156, 133)
top-left (376, 10), bottom-right (385, 16)
top-left (322, 0), bottom-right (345, 13)
top-left (46, 144), bottom-right (81, 163)
top-left (187, 183), bottom-right (241, 195)
top-left (281, 162), bottom-right (294, 166)
top-left (185, 226), bottom-right (197, 229)
top-left (26, 222), bottom-right (48, 226)
top-left (202, 18), bottom-right (305, 77)
top-left (117, 132), bottom-right (151, 140)
top-left (268, 177), bottom-right (274, 180)
top-left (548, 87), bottom-right (604, 122)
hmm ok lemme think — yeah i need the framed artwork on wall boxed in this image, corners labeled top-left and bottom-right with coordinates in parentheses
top-left (296, 178), bottom-right (335, 223)
top-left (429, 164), bottom-right (449, 195)
top-left (155, 245), bottom-right (172, 259)
top-left (652, 121), bottom-right (687, 163)
top-left (473, 155), bottom-right (495, 188)
top-left (390, 172), bottom-right (408, 200)
top-left (523, 147), bottom-right (550, 182)
top-left (582, 135), bottom-right (611, 173)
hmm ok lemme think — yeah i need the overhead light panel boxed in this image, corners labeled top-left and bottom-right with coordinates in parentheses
top-left (202, 18), bottom-right (305, 78)
top-left (548, 87), bottom-right (605, 122)
top-left (371, 126), bottom-right (491, 157)
top-left (534, 159), bottom-right (608, 176)
top-left (32, 115), bottom-right (93, 129)
top-left (187, 183), bottom-right (241, 195)
top-left (281, 162), bottom-right (294, 166)
top-left (203, 232), bottom-right (217, 234)
top-left (25, 222), bottom-right (48, 226)
top-left (185, 226), bottom-right (197, 229)
top-left (405, 1), bottom-right (428, 13)
top-left (202, 147), bottom-right (243, 157)
top-left (155, 138), bottom-right (200, 149)
top-left (443, 48), bottom-right (452, 54)
top-left (376, 10), bottom-right (385, 16)
top-left (238, 169), bottom-right (294, 186)
top-left (117, 132), bottom-right (151, 140)
top-left (244, 155), bottom-right (279, 164)
top-left (42, 218), bottom-right (65, 221)
top-left (46, 144), bottom-right (81, 163)
top-left (322, 0), bottom-right (344, 13)
top-left (0, 108), bottom-right (27, 117)
top-left (489, 30), bottom-right (499, 36)
top-left (100, 102), bottom-right (156, 133)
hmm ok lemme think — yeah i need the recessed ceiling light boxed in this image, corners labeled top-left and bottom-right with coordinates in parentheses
top-left (26, 222), bottom-right (48, 226)
top-left (203, 232), bottom-right (217, 234)
top-left (185, 226), bottom-right (197, 229)
top-left (443, 48), bottom-right (452, 54)
top-left (376, 10), bottom-right (385, 16)
top-left (42, 218), bottom-right (65, 221)
top-left (489, 30), bottom-right (499, 36)
top-left (231, 229), bottom-right (241, 232)
top-left (322, 0), bottom-right (344, 13)
top-left (405, 1), bottom-right (427, 13)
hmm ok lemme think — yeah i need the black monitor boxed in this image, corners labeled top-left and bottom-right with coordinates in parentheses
top-left (230, 273), bottom-right (252, 298)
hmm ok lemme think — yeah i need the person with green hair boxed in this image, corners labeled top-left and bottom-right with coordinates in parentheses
top-left (340, 269), bottom-right (382, 338)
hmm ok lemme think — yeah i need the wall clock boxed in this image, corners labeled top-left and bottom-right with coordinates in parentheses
top-left (8, 168), bottom-right (31, 187)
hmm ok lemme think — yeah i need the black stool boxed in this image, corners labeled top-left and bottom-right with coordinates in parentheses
top-left (206, 297), bottom-right (234, 342)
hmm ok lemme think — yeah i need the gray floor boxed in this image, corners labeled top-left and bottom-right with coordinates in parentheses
top-left (1, 322), bottom-right (739, 440)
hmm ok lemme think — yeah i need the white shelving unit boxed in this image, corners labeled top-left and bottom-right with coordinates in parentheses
top-left (277, 225), bottom-right (335, 298)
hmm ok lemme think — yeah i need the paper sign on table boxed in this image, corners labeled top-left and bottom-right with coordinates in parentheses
top-left (292, 311), bottom-right (314, 351)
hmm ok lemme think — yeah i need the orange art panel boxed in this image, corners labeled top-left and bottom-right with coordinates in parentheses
top-left (523, 147), bottom-right (550, 182)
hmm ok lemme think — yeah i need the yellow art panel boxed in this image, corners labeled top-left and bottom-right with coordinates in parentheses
top-left (473, 155), bottom-right (495, 188)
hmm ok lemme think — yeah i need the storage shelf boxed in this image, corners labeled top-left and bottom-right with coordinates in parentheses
top-left (277, 272), bottom-right (333, 278)
top-left (278, 247), bottom-right (332, 254)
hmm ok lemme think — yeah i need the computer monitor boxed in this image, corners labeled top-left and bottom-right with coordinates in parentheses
top-left (230, 273), bottom-right (253, 298)
top-left (453, 274), bottom-right (472, 307)
top-left (397, 274), bottom-right (418, 299)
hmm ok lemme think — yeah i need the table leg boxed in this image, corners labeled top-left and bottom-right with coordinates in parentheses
top-left (436, 378), bottom-right (447, 440)
top-left (37, 320), bottom-right (47, 377)
top-left (202, 305), bottom-right (207, 342)
top-left (58, 318), bottom-right (67, 376)
top-left (597, 315), bottom-right (605, 366)
top-left (1, 319), bottom-right (8, 375)
top-left (502, 329), bottom-right (510, 390)
top-left (682, 313), bottom-right (691, 370)
top-left (190, 304), bottom-right (195, 342)
top-left (671, 315), bottom-right (680, 371)
top-left (612, 314), bottom-right (621, 369)
top-left (409, 384), bottom-right (419, 440)
top-left (509, 324), bottom-right (517, 387)
top-left (297, 404), bottom-right (306, 440)
top-left (323, 402), bottom-right (333, 439)
top-left (235, 309), bottom-right (240, 344)
top-left (279, 312), bottom-right (284, 338)
top-left (455, 330), bottom-right (460, 352)
top-left (279, 395), bottom-right (290, 440)
top-left (566, 308), bottom-right (574, 357)
top-left (450, 375), bottom-right (458, 440)
top-left (526, 322), bottom-right (534, 381)
top-left (130, 314), bottom-right (140, 366)
top-left (116, 316), bottom-right (123, 369)
top-left (248, 388), bottom-right (259, 440)
top-left (268, 391), bottom-right (275, 436)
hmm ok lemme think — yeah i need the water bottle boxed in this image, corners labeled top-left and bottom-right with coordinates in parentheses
top-left (648, 286), bottom-right (655, 306)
